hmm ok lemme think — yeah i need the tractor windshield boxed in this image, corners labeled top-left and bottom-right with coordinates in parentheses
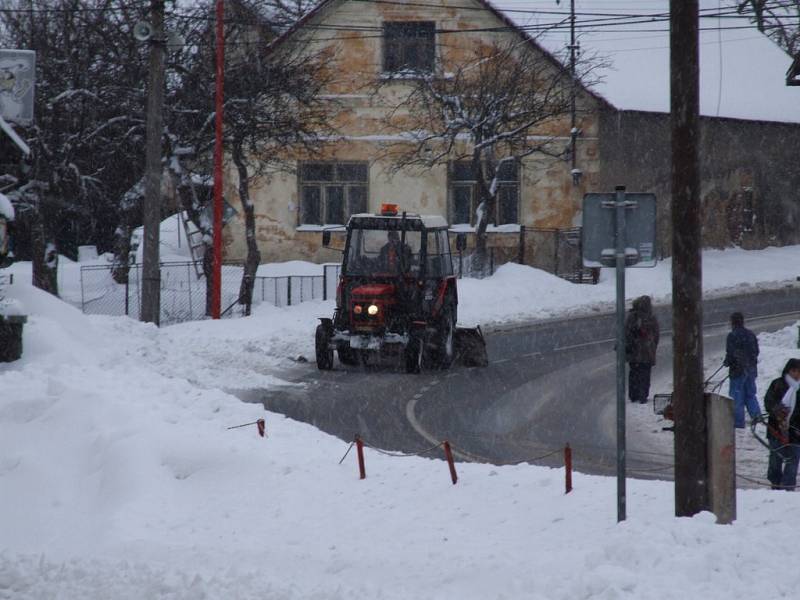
top-left (345, 228), bottom-right (422, 276)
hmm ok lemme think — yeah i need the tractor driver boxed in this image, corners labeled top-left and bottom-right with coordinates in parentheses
top-left (378, 230), bottom-right (413, 273)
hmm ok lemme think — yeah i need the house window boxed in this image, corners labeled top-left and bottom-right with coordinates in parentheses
top-left (383, 21), bottom-right (435, 74)
top-left (449, 160), bottom-right (519, 225)
top-left (299, 162), bottom-right (368, 225)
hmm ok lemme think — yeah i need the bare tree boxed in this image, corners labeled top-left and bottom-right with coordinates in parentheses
top-left (169, 0), bottom-right (337, 313)
top-left (736, 1), bottom-right (800, 57)
top-left (380, 40), bottom-right (595, 275)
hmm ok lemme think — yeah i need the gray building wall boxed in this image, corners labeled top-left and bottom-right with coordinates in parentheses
top-left (598, 109), bottom-right (800, 256)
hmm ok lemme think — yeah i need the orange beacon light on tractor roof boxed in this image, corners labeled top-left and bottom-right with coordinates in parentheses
top-left (380, 203), bottom-right (399, 216)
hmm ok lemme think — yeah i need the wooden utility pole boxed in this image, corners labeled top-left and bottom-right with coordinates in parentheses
top-left (141, 0), bottom-right (166, 325)
top-left (670, 0), bottom-right (708, 516)
top-left (211, 0), bottom-right (224, 319)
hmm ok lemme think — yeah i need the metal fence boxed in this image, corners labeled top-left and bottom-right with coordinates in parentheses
top-left (79, 261), bottom-right (341, 325)
top-left (253, 263), bottom-right (340, 307)
top-left (447, 227), bottom-right (599, 283)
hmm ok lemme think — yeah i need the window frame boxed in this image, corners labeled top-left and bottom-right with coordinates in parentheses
top-left (298, 161), bottom-right (369, 226)
top-left (447, 160), bottom-right (521, 226)
top-left (382, 21), bottom-right (437, 75)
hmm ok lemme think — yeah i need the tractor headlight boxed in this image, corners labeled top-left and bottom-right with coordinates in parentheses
top-left (367, 304), bottom-right (379, 316)
top-left (353, 304), bottom-right (363, 315)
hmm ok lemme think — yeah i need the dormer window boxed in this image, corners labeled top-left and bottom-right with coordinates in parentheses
top-left (383, 21), bottom-right (435, 74)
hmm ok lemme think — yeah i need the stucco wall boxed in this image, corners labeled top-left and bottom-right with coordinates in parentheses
top-left (222, 0), bottom-right (602, 263)
top-left (598, 109), bottom-right (800, 256)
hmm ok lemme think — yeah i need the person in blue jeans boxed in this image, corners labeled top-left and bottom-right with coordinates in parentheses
top-left (723, 312), bottom-right (760, 428)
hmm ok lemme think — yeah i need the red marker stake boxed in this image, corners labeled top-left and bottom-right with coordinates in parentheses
top-left (443, 441), bottom-right (458, 485)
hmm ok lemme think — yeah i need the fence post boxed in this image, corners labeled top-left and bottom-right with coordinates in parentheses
top-left (554, 229), bottom-right (560, 276)
top-left (125, 275), bottom-right (129, 316)
top-left (323, 267), bottom-right (327, 301)
top-left (79, 267), bottom-right (84, 312)
top-left (518, 226), bottom-right (525, 265)
top-left (287, 276), bottom-right (292, 306)
top-left (187, 262), bottom-right (193, 319)
top-left (490, 247), bottom-right (495, 275)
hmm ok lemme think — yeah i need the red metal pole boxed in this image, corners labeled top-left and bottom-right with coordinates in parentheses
top-left (443, 441), bottom-right (458, 485)
top-left (355, 435), bottom-right (366, 480)
top-left (211, 0), bottom-right (224, 319)
top-left (564, 443), bottom-right (573, 494)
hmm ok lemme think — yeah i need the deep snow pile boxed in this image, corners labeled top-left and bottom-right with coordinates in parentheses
top-left (459, 244), bottom-right (800, 326)
top-left (2, 281), bottom-right (800, 599)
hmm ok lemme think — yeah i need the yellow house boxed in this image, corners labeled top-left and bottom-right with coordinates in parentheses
top-left (222, 0), bottom-right (609, 264)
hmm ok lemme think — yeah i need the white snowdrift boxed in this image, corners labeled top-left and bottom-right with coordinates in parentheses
top-left (2, 274), bottom-right (800, 598)
top-left (459, 245), bottom-right (800, 327)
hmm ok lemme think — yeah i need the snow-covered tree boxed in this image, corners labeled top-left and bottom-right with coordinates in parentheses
top-left (380, 40), bottom-right (597, 276)
top-left (736, 1), bottom-right (800, 58)
top-left (1, 0), bottom-right (149, 294)
top-left (165, 0), bottom-right (336, 313)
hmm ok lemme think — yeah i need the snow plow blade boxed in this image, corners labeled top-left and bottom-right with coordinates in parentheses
top-left (454, 326), bottom-right (488, 367)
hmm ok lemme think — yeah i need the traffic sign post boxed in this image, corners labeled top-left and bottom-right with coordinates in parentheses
top-left (582, 187), bottom-right (657, 523)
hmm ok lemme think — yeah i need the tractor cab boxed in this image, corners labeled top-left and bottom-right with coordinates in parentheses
top-left (316, 204), bottom-right (465, 373)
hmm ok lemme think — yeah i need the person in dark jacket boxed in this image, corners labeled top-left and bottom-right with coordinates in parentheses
top-left (625, 295), bottom-right (660, 404)
top-left (762, 358), bottom-right (800, 490)
top-left (723, 312), bottom-right (760, 428)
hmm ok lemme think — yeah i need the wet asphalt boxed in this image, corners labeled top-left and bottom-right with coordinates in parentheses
top-left (235, 284), bottom-right (800, 477)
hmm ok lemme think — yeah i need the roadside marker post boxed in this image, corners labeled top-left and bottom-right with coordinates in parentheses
top-left (443, 441), bottom-right (458, 485)
top-left (582, 187), bottom-right (657, 522)
top-left (355, 435), bottom-right (366, 480)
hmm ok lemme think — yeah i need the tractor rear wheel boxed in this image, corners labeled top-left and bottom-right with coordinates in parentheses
top-left (315, 324), bottom-right (334, 370)
top-left (429, 309), bottom-right (455, 370)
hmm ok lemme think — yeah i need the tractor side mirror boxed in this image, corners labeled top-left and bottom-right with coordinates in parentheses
top-left (322, 229), bottom-right (331, 247)
top-left (456, 233), bottom-right (467, 252)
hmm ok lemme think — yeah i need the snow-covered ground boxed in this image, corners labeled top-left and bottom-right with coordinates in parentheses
top-left (2, 271), bottom-right (800, 598)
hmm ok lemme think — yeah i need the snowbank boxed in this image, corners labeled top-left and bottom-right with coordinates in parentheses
top-left (2, 271), bottom-right (800, 598)
top-left (459, 245), bottom-right (800, 327)
top-left (132, 211), bottom-right (198, 263)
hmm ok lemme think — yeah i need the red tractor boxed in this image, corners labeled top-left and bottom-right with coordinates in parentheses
top-left (315, 204), bottom-right (485, 373)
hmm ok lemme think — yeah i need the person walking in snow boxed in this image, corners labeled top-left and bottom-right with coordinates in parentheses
top-left (723, 312), bottom-right (761, 429)
top-left (625, 295), bottom-right (660, 404)
top-left (762, 358), bottom-right (800, 490)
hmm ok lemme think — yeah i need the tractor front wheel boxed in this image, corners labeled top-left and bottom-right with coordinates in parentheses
top-left (337, 346), bottom-right (360, 366)
top-left (315, 324), bottom-right (334, 370)
top-left (404, 334), bottom-right (423, 374)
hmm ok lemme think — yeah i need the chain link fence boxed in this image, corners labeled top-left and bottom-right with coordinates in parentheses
top-left (79, 261), bottom-right (341, 326)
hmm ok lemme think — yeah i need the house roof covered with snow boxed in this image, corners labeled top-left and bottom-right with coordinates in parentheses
top-left (497, 0), bottom-right (800, 123)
